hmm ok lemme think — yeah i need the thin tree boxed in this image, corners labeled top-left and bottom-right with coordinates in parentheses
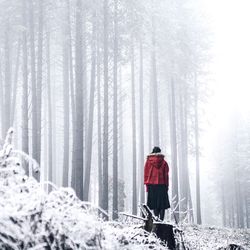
top-left (62, 2), bottom-right (70, 187)
top-left (131, 35), bottom-right (137, 215)
top-left (194, 72), bottom-right (202, 224)
top-left (139, 39), bottom-right (145, 204)
top-left (102, 0), bottom-right (109, 214)
top-left (36, 0), bottom-right (44, 170)
top-left (71, 0), bottom-right (84, 200)
top-left (46, 32), bottom-right (53, 189)
top-left (112, 0), bottom-right (119, 220)
top-left (21, 0), bottom-right (29, 173)
top-left (83, 9), bottom-right (97, 201)
top-left (29, 0), bottom-right (38, 179)
top-left (169, 76), bottom-right (179, 222)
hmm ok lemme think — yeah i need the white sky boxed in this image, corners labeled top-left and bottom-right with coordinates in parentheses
top-left (197, 0), bottom-right (250, 224)
top-left (203, 0), bottom-right (250, 119)
top-left (199, 0), bottom-right (250, 155)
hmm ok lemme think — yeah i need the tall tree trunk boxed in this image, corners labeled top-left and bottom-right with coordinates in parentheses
top-left (139, 40), bottom-right (145, 204)
top-left (169, 76), bottom-right (179, 222)
top-left (4, 23), bottom-right (12, 136)
top-left (183, 84), bottom-right (194, 222)
top-left (11, 40), bottom-right (21, 125)
top-left (178, 83), bottom-right (187, 220)
top-left (118, 66), bottom-right (125, 212)
top-left (83, 11), bottom-right (96, 201)
top-left (72, 0), bottom-right (84, 200)
top-left (97, 29), bottom-right (102, 208)
top-left (46, 32), bottom-right (53, 190)
top-left (62, 3), bottom-right (70, 187)
top-left (29, 0), bottom-right (38, 179)
top-left (36, 0), bottom-right (44, 171)
top-left (194, 72), bottom-right (202, 224)
top-left (0, 56), bottom-right (3, 140)
top-left (21, 0), bottom-right (29, 173)
top-left (112, 0), bottom-right (118, 220)
top-left (66, 0), bottom-right (75, 129)
top-left (151, 16), bottom-right (159, 146)
top-left (131, 36), bottom-right (137, 215)
top-left (118, 67), bottom-right (124, 180)
top-left (102, 0), bottom-right (109, 214)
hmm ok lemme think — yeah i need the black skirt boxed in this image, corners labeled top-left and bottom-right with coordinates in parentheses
top-left (147, 184), bottom-right (170, 209)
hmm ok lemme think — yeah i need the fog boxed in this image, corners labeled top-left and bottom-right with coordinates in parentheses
top-left (0, 0), bottom-right (249, 229)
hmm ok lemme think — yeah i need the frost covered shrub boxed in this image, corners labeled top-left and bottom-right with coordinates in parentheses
top-left (0, 129), bottom-right (165, 250)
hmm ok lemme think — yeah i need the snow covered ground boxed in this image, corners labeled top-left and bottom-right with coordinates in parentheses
top-left (183, 225), bottom-right (250, 250)
top-left (0, 130), bottom-right (249, 250)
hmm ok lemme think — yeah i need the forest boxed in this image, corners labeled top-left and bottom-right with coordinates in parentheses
top-left (0, 0), bottom-right (249, 248)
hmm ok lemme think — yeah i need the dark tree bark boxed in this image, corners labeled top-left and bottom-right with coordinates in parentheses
top-left (62, 2), bottom-right (70, 187)
top-left (10, 40), bottom-right (21, 125)
top-left (36, 0), bottom-right (44, 171)
top-left (112, 0), bottom-right (119, 220)
top-left (169, 76), bottom-right (179, 222)
top-left (21, 0), bottom-right (29, 173)
top-left (97, 29), bottom-right (102, 208)
top-left (102, 0), bottom-right (109, 214)
top-left (139, 40), bottom-right (145, 204)
top-left (131, 36), bottom-right (137, 215)
top-left (151, 16), bottom-right (159, 146)
top-left (3, 22), bottom-right (12, 136)
top-left (71, 0), bottom-right (84, 200)
top-left (29, 0), bottom-right (38, 179)
top-left (194, 72), bottom-right (202, 224)
top-left (83, 11), bottom-right (97, 201)
top-left (46, 32), bottom-right (53, 190)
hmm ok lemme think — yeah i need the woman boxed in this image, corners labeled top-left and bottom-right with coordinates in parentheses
top-left (144, 146), bottom-right (170, 221)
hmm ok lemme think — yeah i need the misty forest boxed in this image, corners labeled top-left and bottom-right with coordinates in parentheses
top-left (0, 0), bottom-right (249, 249)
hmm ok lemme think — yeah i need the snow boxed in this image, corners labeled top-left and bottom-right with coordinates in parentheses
top-left (0, 129), bottom-right (165, 249)
top-left (0, 129), bottom-right (249, 249)
top-left (184, 225), bottom-right (250, 250)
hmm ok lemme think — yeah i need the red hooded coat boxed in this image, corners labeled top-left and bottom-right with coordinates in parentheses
top-left (144, 153), bottom-right (169, 186)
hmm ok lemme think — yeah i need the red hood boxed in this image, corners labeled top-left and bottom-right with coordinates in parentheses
top-left (147, 154), bottom-right (165, 169)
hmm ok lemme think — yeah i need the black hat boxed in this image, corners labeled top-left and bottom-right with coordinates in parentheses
top-left (152, 146), bottom-right (161, 154)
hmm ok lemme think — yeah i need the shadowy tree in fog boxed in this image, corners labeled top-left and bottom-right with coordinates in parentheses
top-left (71, 0), bottom-right (84, 200)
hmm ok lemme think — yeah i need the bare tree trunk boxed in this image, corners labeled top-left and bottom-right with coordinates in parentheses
top-left (3, 23), bottom-right (12, 135)
top-left (118, 66), bottom-right (125, 212)
top-left (102, 0), bottom-right (109, 214)
top-left (36, 0), bottom-right (44, 171)
top-left (131, 36), bottom-right (137, 215)
top-left (66, 0), bottom-right (75, 128)
top-left (83, 11), bottom-right (96, 201)
top-left (183, 84), bottom-right (194, 222)
top-left (222, 183), bottom-right (226, 226)
top-left (62, 2), bottom-right (70, 187)
top-left (151, 16), bottom-right (159, 146)
top-left (46, 32), bottom-right (53, 190)
top-left (72, 0), bottom-right (84, 200)
top-left (112, 0), bottom-right (119, 220)
top-left (178, 83), bottom-right (187, 221)
top-left (21, 0), bottom-right (29, 173)
top-left (169, 76), bottom-right (179, 222)
top-left (139, 40), bottom-right (145, 204)
top-left (97, 30), bottom-right (102, 208)
top-left (0, 56), bottom-right (3, 139)
top-left (10, 40), bottom-right (21, 125)
top-left (29, 0), bottom-right (38, 179)
top-left (194, 72), bottom-right (202, 224)
top-left (118, 67), bottom-right (124, 180)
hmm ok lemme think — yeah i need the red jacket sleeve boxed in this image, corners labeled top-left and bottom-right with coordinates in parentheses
top-left (144, 159), bottom-right (150, 184)
top-left (164, 160), bottom-right (169, 186)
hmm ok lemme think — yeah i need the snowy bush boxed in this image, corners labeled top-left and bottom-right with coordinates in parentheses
top-left (0, 129), bottom-right (165, 250)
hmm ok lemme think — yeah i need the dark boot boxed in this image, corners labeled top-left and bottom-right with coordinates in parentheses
top-left (159, 209), bottom-right (165, 221)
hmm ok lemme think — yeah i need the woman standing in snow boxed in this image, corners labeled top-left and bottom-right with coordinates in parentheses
top-left (144, 146), bottom-right (170, 221)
